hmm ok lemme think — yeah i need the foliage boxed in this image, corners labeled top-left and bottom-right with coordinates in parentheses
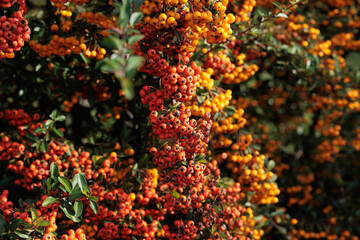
top-left (0, 0), bottom-right (360, 239)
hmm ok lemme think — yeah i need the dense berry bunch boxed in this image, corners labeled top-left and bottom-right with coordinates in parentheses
top-left (0, 0), bottom-right (30, 59)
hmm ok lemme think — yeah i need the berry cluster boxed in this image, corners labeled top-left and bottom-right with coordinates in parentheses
top-left (0, 0), bottom-right (30, 59)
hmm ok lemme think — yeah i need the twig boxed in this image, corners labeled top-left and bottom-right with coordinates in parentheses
top-left (270, 219), bottom-right (292, 240)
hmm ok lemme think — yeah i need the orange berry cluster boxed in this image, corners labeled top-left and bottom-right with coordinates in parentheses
top-left (62, 91), bottom-right (82, 112)
top-left (79, 12), bottom-right (116, 35)
top-left (137, 0), bottom-right (239, 60)
top-left (191, 90), bottom-right (232, 116)
top-left (331, 33), bottom-right (360, 51)
top-left (0, 0), bottom-right (30, 59)
top-left (273, 14), bottom-right (320, 50)
top-left (29, 35), bottom-right (107, 59)
top-left (202, 49), bottom-right (258, 85)
top-left (29, 5), bottom-right (110, 60)
top-left (308, 40), bottom-right (332, 57)
top-left (212, 108), bottom-right (247, 134)
top-left (29, 36), bottom-right (83, 57)
top-left (351, 128), bottom-right (360, 151)
top-left (228, 0), bottom-right (256, 22)
top-left (228, 151), bottom-right (280, 204)
top-left (197, 67), bottom-right (215, 89)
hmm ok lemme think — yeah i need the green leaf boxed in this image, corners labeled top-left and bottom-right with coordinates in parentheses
top-left (88, 196), bottom-right (98, 202)
top-left (253, 215), bottom-right (264, 221)
top-left (56, 115), bottom-right (66, 122)
top-left (125, 55), bottom-right (143, 79)
top-left (39, 141), bottom-right (47, 153)
top-left (9, 219), bottom-right (21, 231)
top-left (14, 230), bottom-right (30, 239)
top-left (356, 71), bottom-right (360, 82)
top-left (269, 173), bottom-right (277, 182)
top-left (36, 220), bottom-right (50, 227)
top-left (72, 173), bottom-right (90, 193)
top-left (30, 207), bottom-right (38, 221)
top-left (60, 205), bottom-right (80, 222)
top-left (52, 181), bottom-right (60, 191)
top-left (272, 1), bottom-right (281, 8)
top-left (26, 132), bottom-right (39, 142)
top-left (333, 54), bottom-right (340, 75)
top-left (224, 106), bottom-right (236, 116)
top-left (276, 13), bottom-right (288, 18)
top-left (74, 201), bottom-right (84, 218)
top-left (59, 185), bottom-right (66, 192)
top-left (89, 200), bottom-right (99, 214)
top-left (346, 52), bottom-right (360, 70)
top-left (197, 95), bottom-right (204, 104)
top-left (45, 119), bottom-right (54, 127)
top-left (130, 12), bottom-right (143, 26)
top-left (270, 208), bottom-right (283, 217)
top-left (197, 158), bottom-right (207, 164)
top-left (46, 178), bottom-right (52, 192)
top-left (267, 160), bottom-right (275, 170)
top-left (252, 144), bottom-right (261, 151)
top-left (52, 128), bottom-right (64, 138)
top-left (101, 35), bottom-right (124, 50)
top-left (118, 77), bottom-right (135, 100)
top-left (118, 0), bottom-right (131, 29)
top-left (58, 176), bottom-right (72, 192)
top-left (50, 109), bottom-right (60, 119)
top-left (0, 215), bottom-right (6, 235)
top-left (101, 58), bottom-right (121, 73)
top-left (65, 205), bottom-right (76, 216)
top-left (257, 8), bottom-right (266, 17)
top-left (241, 129), bottom-right (251, 135)
top-left (171, 190), bottom-right (180, 199)
top-left (42, 196), bottom-right (59, 207)
top-left (69, 188), bottom-right (84, 201)
top-left (50, 162), bottom-right (60, 179)
top-left (33, 128), bottom-right (45, 134)
top-left (128, 34), bottom-right (144, 45)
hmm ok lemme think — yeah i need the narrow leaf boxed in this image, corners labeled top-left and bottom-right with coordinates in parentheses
top-left (33, 128), bottom-right (45, 134)
top-left (89, 200), bottom-right (99, 214)
top-left (58, 176), bottom-right (72, 192)
top-left (74, 201), bottom-right (84, 218)
top-left (128, 34), bottom-right (144, 45)
top-left (272, 1), bottom-right (281, 8)
top-left (69, 188), bottom-right (84, 201)
top-left (56, 115), bottom-right (66, 122)
top-left (125, 55), bottom-right (143, 79)
top-left (26, 133), bottom-right (39, 142)
top-left (130, 12), bottom-right (143, 26)
top-left (276, 13), bottom-right (288, 18)
top-left (36, 220), bottom-right (50, 227)
top-left (50, 162), bottom-right (60, 179)
top-left (50, 109), bottom-right (60, 119)
top-left (267, 160), bottom-right (275, 170)
top-left (42, 196), bottom-right (59, 207)
top-left (52, 128), bottom-right (64, 137)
